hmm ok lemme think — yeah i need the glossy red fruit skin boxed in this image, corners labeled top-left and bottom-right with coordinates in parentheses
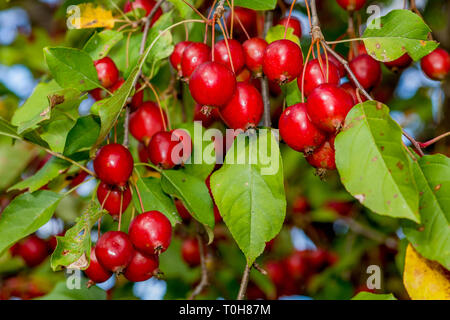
top-left (129, 101), bottom-right (167, 144)
top-left (128, 211), bottom-right (172, 255)
top-left (94, 57), bottom-right (119, 89)
top-left (265, 261), bottom-right (286, 287)
top-left (96, 231), bottom-right (134, 272)
top-left (306, 84), bottom-right (355, 133)
top-left (226, 7), bottom-right (257, 40)
top-left (96, 182), bottom-right (132, 219)
top-left (336, 0), bottom-right (366, 11)
top-left (181, 238), bottom-right (201, 267)
top-left (349, 54), bottom-right (382, 90)
top-left (213, 39), bottom-right (245, 73)
top-left (194, 103), bottom-right (219, 128)
top-left (277, 17), bottom-right (302, 38)
top-left (90, 87), bottom-right (107, 101)
top-left (340, 82), bottom-right (366, 105)
top-left (175, 199), bottom-right (191, 220)
top-left (263, 39), bottom-right (303, 84)
top-left (306, 136), bottom-right (336, 170)
top-left (181, 42), bottom-right (211, 78)
top-left (18, 236), bottom-right (48, 267)
top-left (298, 58), bottom-right (341, 96)
top-left (170, 41), bottom-right (192, 74)
top-left (279, 103), bottom-right (326, 153)
top-left (219, 82), bottom-right (263, 130)
top-left (147, 131), bottom-right (179, 169)
top-left (242, 38), bottom-right (268, 75)
top-left (284, 251), bottom-right (309, 279)
top-left (326, 200), bottom-right (354, 216)
top-left (124, 250), bottom-right (159, 282)
top-left (171, 128), bottom-right (193, 164)
top-left (69, 170), bottom-right (89, 189)
top-left (384, 53), bottom-right (413, 72)
top-left (138, 142), bottom-right (150, 163)
top-left (421, 48), bottom-right (450, 80)
top-left (85, 246), bottom-right (112, 283)
top-left (189, 61), bottom-right (237, 108)
top-left (130, 83), bottom-right (144, 111)
top-left (93, 143), bottom-right (134, 187)
top-left (322, 53), bottom-right (346, 77)
top-left (124, 0), bottom-right (163, 25)
top-left (110, 78), bottom-right (125, 92)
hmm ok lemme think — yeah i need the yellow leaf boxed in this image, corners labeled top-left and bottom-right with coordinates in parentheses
top-left (67, 3), bottom-right (115, 30)
top-left (403, 244), bottom-right (450, 300)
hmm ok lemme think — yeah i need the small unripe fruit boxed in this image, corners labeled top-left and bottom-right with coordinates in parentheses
top-left (129, 211), bottom-right (172, 255)
top-left (93, 143), bottom-right (134, 187)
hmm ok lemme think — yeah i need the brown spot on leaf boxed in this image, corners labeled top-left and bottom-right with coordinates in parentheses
top-left (380, 146), bottom-right (385, 151)
top-left (419, 191), bottom-right (424, 196)
top-left (354, 194), bottom-right (365, 203)
top-left (376, 102), bottom-right (383, 110)
top-left (396, 162), bottom-right (404, 170)
top-left (371, 156), bottom-right (378, 162)
top-left (48, 94), bottom-right (65, 108)
top-left (434, 184), bottom-right (441, 191)
top-left (418, 226), bottom-right (425, 232)
top-left (376, 43), bottom-right (381, 49)
top-left (393, 194), bottom-right (398, 198)
top-left (379, 132), bottom-right (384, 136)
top-left (62, 249), bottom-right (70, 255)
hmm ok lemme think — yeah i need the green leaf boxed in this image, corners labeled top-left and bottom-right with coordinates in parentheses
top-left (51, 203), bottom-right (103, 271)
top-left (362, 9), bottom-right (438, 62)
top-left (210, 129), bottom-right (286, 264)
top-left (40, 117), bottom-right (76, 153)
top-left (64, 115), bottom-right (100, 156)
top-left (91, 66), bottom-right (140, 156)
top-left (0, 116), bottom-right (22, 140)
top-left (132, 174), bottom-right (181, 226)
top-left (285, 80), bottom-right (302, 107)
top-left (0, 190), bottom-right (63, 254)
top-left (37, 279), bottom-right (106, 300)
top-left (11, 80), bottom-right (60, 133)
top-left (402, 154), bottom-right (450, 269)
top-left (44, 47), bottom-right (100, 91)
top-left (234, 0), bottom-right (277, 10)
top-left (9, 157), bottom-right (71, 193)
top-left (0, 142), bottom-right (36, 192)
top-left (265, 25), bottom-right (300, 46)
top-left (335, 101), bottom-right (420, 223)
top-left (352, 292), bottom-right (397, 300)
top-left (83, 30), bottom-right (123, 60)
top-left (177, 122), bottom-right (215, 180)
top-left (161, 170), bottom-right (215, 229)
top-left (167, 0), bottom-right (195, 18)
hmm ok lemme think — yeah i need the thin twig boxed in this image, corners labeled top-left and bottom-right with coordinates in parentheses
top-left (261, 10), bottom-right (273, 128)
top-left (343, 217), bottom-right (397, 249)
top-left (237, 263), bottom-right (251, 300)
top-left (188, 228), bottom-right (209, 300)
top-left (44, 148), bottom-right (96, 177)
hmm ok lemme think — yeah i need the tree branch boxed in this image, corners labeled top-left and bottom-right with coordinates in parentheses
top-left (261, 10), bottom-right (273, 128)
top-left (188, 226), bottom-right (209, 300)
top-left (237, 263), bottom-right (251, 300)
